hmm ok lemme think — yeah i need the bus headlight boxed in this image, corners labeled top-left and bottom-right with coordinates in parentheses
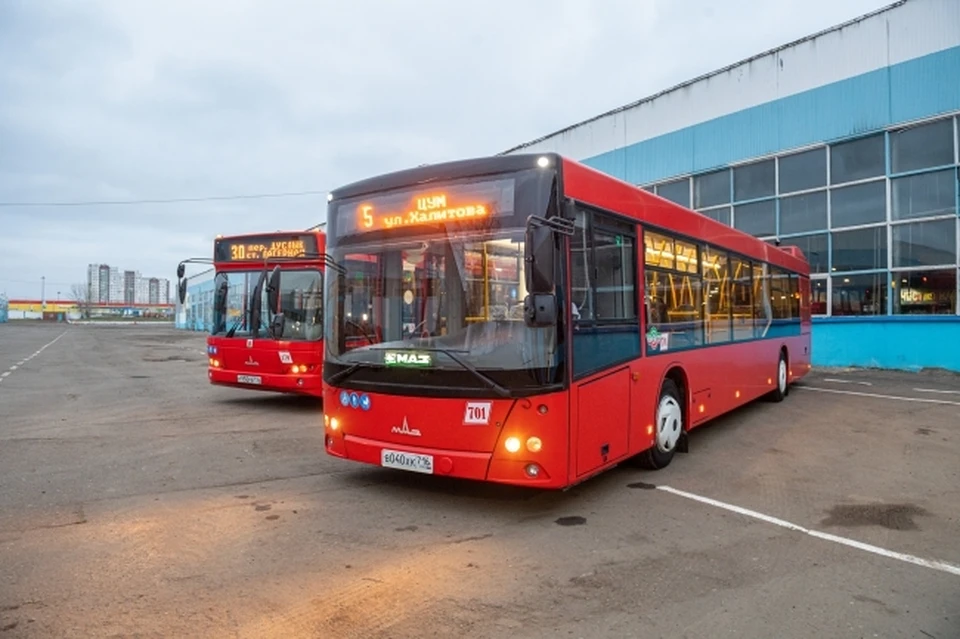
top-left (504, 436), bottom-right (521, 453)
top-left (526, 437), bottom-right (542, 453)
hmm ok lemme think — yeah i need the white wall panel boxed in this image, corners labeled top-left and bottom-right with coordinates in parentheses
top-left (506, 0), bottom-right (960, 156)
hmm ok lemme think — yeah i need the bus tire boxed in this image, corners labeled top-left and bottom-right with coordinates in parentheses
top-left (638, 378), bottom-right (684, 470)
top-left (769, 349), bottom-right (789, 403)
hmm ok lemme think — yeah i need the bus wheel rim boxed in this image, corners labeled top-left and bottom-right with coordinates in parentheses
top-left (778, 358), bottom-right (787, 393)
top-left (656, 395), bottom-right (682, 452)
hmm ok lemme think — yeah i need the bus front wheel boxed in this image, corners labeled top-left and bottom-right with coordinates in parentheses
top-left (638, 378), bottom-right (684, 470)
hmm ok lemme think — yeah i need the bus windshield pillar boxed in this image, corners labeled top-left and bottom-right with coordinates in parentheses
top-left (444, 243), bottom-right (465, 333)
top-left (382, 251), bottom-right (404, 343)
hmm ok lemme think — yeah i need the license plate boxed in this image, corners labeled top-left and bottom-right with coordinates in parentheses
top-left (237, 374), bottom-right (262, 385)
top-left (381, 449), bottom-right (434, 474)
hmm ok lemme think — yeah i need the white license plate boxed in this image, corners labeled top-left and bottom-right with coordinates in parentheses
top-left (381, 449), bottom-right (434, 474)
top-left (237, 374), bottom-right (262, 385)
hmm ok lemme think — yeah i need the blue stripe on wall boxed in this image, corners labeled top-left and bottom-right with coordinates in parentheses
top-left (583, 45), bottom-right (960, 185)
top-left (812, 317), bottom-right (960, 372)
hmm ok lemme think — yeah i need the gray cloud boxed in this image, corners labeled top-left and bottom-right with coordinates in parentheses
top-left (0, 0), bottom-right (887, 298)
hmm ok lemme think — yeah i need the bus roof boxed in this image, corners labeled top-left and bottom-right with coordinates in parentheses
top-left (214, 229), bottom-right (324, 241)
top-left (329, 154), bottom-right (551, 201)
top-left (328, 152), bottom-right (808, 275)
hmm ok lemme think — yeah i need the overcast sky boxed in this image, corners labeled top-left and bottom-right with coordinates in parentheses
top-left (0, 0), bottom-right (890, 300)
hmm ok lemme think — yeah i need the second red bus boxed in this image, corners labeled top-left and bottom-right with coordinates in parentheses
top-left (177, 230), bottom-right (326, 397)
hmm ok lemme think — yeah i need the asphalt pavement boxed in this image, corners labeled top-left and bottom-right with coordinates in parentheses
top-left (0, 323), bottom-right (957, 638)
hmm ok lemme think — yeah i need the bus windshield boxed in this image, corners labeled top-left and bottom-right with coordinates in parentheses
top-left (324, 229), bottom-right (563, 395)
top-left (212, 268), bottom-right (323, 341)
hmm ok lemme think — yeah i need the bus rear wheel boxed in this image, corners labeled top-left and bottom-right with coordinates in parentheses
top-left (638, 378), bottom-right (683, 470)
top-left (769, 350), bottom-right (789, 402)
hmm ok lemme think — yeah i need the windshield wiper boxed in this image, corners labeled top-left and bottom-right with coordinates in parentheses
top-left (371, 346), bottom-right (512, 398)
top-left (224, 315), bottom-right (245, 338)
top-left (326, 362), bottom-right (363, 385)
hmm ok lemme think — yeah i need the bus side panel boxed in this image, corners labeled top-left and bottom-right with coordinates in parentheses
top-left (572, 366), bottom-right (632, 478)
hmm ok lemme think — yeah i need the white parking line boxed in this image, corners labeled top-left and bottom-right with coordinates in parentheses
top-left (823, 377), bottom-right (873, 386)
top-left (914, 387), bottom-right (960, 396)
top-left (798, 386), bottom-right (960, 407)
top-left (656, 485), bottom-right (960, 578)
top-left (0, 330), bottom-right (68, 385)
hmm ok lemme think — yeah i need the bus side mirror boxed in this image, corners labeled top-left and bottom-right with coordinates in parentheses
top-left (178, 279), bottom-right (187, 305)
top-left (269, 312), bottom-right (286, 339)
top-left (266, 266), bottom-right (281, 312)
top-left (524, 224), bottom-right (556, 295)
top-left (214, 278), bottom-right (228, 313)
top-left (522, 209), bottom-right (574, 328)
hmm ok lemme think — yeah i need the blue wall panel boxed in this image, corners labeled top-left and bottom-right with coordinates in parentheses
top-left (582, 45), bottom-right (960, 186)
top-left (623, 127), bottom-right (696, 187)
top-left (693, 102), bottom-right (782, 173)
top-left (890, 45), bottom-right (960, 124)
top-left (812, 317), bottom-right (960, 372)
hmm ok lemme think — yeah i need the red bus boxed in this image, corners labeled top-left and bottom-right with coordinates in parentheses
top-left (176, 230), bottom-right (327, 397)
top-left (321, 154), bottom-right (811, 488)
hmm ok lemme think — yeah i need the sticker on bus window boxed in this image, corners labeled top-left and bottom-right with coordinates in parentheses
top-left (278, 351), bottom-right (293, 364)
top-left (463, 402), bottom-right (491, 425)
top-left (646, 327), bottom-right (670, 351)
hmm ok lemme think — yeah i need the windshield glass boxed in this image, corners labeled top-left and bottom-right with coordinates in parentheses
top-left (324, 229), bottom-right (563, 394)
top-left (212, 268), bottom-right (323, 341)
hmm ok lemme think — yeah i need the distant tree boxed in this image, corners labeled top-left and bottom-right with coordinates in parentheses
top-left (71, 283), bottom-right (92, 319)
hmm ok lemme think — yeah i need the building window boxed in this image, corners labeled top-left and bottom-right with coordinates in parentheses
top-left (779, 147), bottom-right (827, 193)
top-left (892, 218), bottom-right (957, 268)
top-left (734, 199), bottom-right (776, 237)
top-left (893, 269), bottom-right (957, 315)
top-left (891, 118), bottom-right (955, 173)
top-left (734, 159), bottom-right (775, 202)
top-left (779, 190), bottom-right (827, 235)
top-left (830, 134), bottom-right (885, 185)
top-left (831, 181), bottom-right (887, 228)
top-left (778, 233), bottom-right (828, 274)
top-left (832, 226), bottom-right (887, 272)
top-left (891, 169), bottom-right (957, 220)
top-left (656, 178), bottom-right (690, 207)
top-left (694, 169), bottom-right (730, 208)
top-left (832, 272), bottom-right (887, 316)
top-left (811, 278), bottom-right (828, 315)
top-left (700, 206), bottom-right (731, 226)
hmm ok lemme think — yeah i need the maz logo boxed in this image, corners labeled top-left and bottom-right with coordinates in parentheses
top-left (245, 356), bottom-right (259, 366)
top-left (383, 351), bottom-right (432, 366)
top-left (391, 417), bottom-right (421, 437)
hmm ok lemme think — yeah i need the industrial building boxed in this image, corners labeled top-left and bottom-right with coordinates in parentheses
top-left (504, 0), bottom-right (960, 372)
top-left (176, 0), bottom-right (959, 373)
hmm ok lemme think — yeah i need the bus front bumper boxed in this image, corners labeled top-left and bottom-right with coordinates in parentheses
top-left (324, 432), bottom-right (563, 488)
top-left (208, 367), bottom-right (323, 395)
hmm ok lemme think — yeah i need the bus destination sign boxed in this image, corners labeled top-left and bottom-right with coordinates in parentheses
top-left (334, 177), bottom-right (516, 239)
top-left (214, 234), bottom-right (319, 262)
